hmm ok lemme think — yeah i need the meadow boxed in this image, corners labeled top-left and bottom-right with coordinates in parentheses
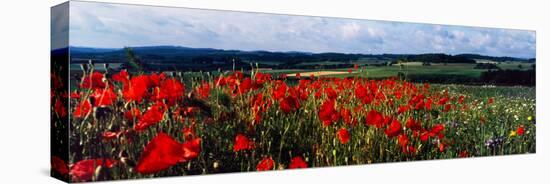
top-left (51, 64), bottom-right (536, 182)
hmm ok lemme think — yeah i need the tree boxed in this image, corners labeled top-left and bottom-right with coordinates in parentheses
top-left (125, 47), bottom-right (143, 72)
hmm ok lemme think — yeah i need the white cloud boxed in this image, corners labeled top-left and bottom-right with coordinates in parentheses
top-left (68, 1), bottom-right (536, 58)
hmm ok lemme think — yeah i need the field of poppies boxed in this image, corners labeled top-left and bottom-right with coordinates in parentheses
top-left (51, 65), bottom-right (535, 182)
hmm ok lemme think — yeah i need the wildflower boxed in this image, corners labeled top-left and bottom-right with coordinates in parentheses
top-left (195, 82), bottom-right (211, 99)
top-left (182, 138), bottom-right (202, 161)
top-left (73, 100), bottom-right (92, 118)
top-left (385, 118), bottom-right (402, 137)
top-left (257, 157), bottom-right (274, 171)
top-left (459, 150), bottom-right (469, 158)
top-left (123, 75), bottom-right (149, 103)
top-left (90, 87), bottom-right (117, 107)
top-left (337, 128), bottom-right (350, 144)
top-left (279, 96), bottom-right (299, 114)
top-left (80, 72), bottom-right (106, 89)
top-left (509, 130), bottom-right (517, 137)
top-left (134, 102), bottom-right (166, 131)
top-left (102, 131), bottom-right (118, 141)
top-left (136, 133), bottom-right (185, 174)
top-left (153, 78), bottom-right (185, 105)
top-left (111, 69), bottom-right (129, 83)
top-left (124, 108), bottom-right (141, 121)
top-left (233, 134), bottom-right (253, 152)
top-left (273, 82), bottom-right (287, 100)
top-left (365, 109), bottom-right (384, 128)
top-left (237, 78), bottom-right (252, 95)
top-left (319, 99), bottom-right (340, 127)
top-left (289, 156), bottom-right (308, 169)
top-left (397, 134), bottom-right (409, 147)
top-left (51, 156), bottom-right (69, 176)
top-left (70, 159), bottom-right (116, 182)
top-left (405, 118), bottom-right (422, 131)
top-left (517, 125), bottom-right (525, 136)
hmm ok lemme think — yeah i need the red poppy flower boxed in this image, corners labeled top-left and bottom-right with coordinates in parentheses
top-left (438, 142), bottom-right (446, 152)
top-left (425, 98), bottom-right (433, 110)
top-left (195, 82), bottom-right (211, 99)
top-left (443, 104), bottom-right (452, 112)
top-left (337, 128), bottom-right (350, 144)
top-left (54, 98), bottom-right (67, 118)
top-left (405, 118), bottom-right (422, 131)
top-left (90, 87), bottom-right (117, 107)
top-left (254, 72), bottom-right (271, 87)
top-left (355, 84), bottom-right (368, 99)
top-left (279, 96), bottom-right (299, 114)
top-left (215, 76), bottom-right (227, 87)
top-left (134, 103), bottom-right (165, 131)
top-left (384, 118), bottom-right (402, 137)
top-left (419, 124), bottom-right (445, 142)
top-left (136, 133), bottom-right (185, 174)
top-left (397, 105), bottom-right (409, 114)
top-left (325, 87), bottom-right (337, 99)
top-left (288, 156), bottom-right (308, 169)
top-left (123, 75), bottom-right (150, 103)
top-left (459, 150), bottom-right (469, 158)
top-left (153, 78), bottom-right (185, 105)
top-left (124, 108), bottom-right (141, 121)
top-left (420, 130), bottom-right (431, 142)
top-left (112, 70), bottom-right (129, 83)
top-left (319, 99), bottom-right (340, 127)
top-left (70, 159), bottom-right (116, 182)
top-left (70, 91), bottom-right (81, 99)
top-left (233, 134), bottom-right (253, 152)
top-left (273, 82), bottom-right (287, 100)
top-left (402, 145), bottom-right (417, 155)
top-left (438, 97), bottom-right (449, 105)
top-left (182, 138), bottom-right (201, 161)
top-left (487, 97), bottom-right (494, 105)
top-left (182, 126), bottom-right (196, 140)
top-left (73, 100), bottom-right (91, 118)
top-left (365, 109), bottom-right (384, 128)
top-left (354, 63), bottom-right (359, 70)
top-left (340, 107), bottom-right (353, 125)
top-left (256, 157), bottom-right (274, 171)
top-left (102, 131), bottom-right (118, 141)
top-left (234, 71), bottom-right (244, 80)
top-left (458, 95), bottom-right (465, 104)
top-left (430, 124), bottom-right (445, 137)
top-left (80, 72), bottom-right (106, 89)
top-left (397, 134), bottom-right (409, 147)
top-left (414, 100), bottom-right (424, 110)
top-left (237, 78), bottom-right (252, 95)
top-left (51, 156), bottom-right (69, 175)
top-left (517, 125), bottom-right (525, 135)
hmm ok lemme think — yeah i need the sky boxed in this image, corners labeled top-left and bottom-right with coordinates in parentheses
top-left (56, 1), bottom-right (536, 58)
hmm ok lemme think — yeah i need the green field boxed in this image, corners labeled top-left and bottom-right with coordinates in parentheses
top-left (256, 62), bottom-right (532, 79)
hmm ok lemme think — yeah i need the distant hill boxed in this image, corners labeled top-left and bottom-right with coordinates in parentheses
top-left (70, 47), bottom-right (120, 53)
top-left (66, 46), bottom-right (535, 71)
top-left (456, 53), bottom-right (534, 62)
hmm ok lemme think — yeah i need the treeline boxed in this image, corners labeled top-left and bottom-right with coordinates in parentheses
top-left (70, 46), bottom-right (536, 71)
top-left (400, 53), bottom-right (476, 64)
top-left (403, 68), bottom-right (535, 86)
top-left (456, 54), bottom-right (534, 63)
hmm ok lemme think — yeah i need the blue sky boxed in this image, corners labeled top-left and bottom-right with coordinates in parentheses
top-left (61, 1), bottom-right (536, 58)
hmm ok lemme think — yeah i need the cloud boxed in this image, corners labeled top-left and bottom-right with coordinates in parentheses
top-left (51, 2), bottom-right (69, 50)
top-left (68, 1), bottom-right (536, 58)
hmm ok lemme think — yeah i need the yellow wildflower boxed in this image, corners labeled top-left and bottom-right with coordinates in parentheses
top-left (509, 130), bottom-right (517, 137)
